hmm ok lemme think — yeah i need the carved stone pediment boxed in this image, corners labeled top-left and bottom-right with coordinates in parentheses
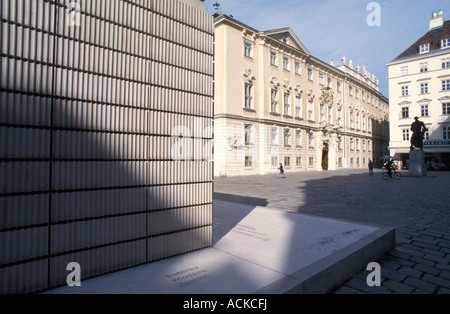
top-left (294, 85), bottom-right (303, 96)
top-left (307, 89), bottom-right (315, 102)
top-left (243, 69), bottom-right (256, 83)
top-left (270, 77), bottom-right (280, 89)
top-left (319, 89), bottom-right (334, 107)
top-left (282, 80), bottom-right (292, 91)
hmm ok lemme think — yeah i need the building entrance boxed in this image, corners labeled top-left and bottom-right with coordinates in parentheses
top-left (322, 143), bottom-right (329, 171)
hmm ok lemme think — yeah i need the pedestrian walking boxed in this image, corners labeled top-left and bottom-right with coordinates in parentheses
top-left (368, 159), bottom-right (374, 176)
top-left (278, 163), bottom-right (286, 179)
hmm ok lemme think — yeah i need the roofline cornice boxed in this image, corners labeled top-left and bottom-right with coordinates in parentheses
top-left (387, 49), bottom-right (450, 66)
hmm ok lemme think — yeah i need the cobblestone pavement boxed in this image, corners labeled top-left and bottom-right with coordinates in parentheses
top-left (213, 169), bottom-right (450, 294)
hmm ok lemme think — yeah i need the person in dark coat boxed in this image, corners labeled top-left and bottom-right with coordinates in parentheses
top-left (368, 159), bottom-right (374, 176)
top-left (385, 158), bottom-right (394, 178)
top-left (278, 163), bottom-right (286, 179)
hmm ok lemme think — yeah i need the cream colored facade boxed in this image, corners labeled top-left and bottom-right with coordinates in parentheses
top-left (387, 12), bottom-right (450, 169)
top-left (214, 15), bottom-right (389, 177)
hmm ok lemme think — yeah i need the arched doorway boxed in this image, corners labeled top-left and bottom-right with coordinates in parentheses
top-left (322, 142), bottom-right (329, 171)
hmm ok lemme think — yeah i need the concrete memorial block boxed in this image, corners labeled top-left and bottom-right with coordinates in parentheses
top-left (0, 0), bottom-right (213, 294)
top-left (45, 200), bottom-right (395, 294)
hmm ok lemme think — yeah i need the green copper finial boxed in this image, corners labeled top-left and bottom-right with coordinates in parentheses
top-left (213, 1), bottom-right (220, 13)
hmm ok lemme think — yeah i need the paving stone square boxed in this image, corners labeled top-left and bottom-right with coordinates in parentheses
top-left (213, 169), bottom-right (450, 294)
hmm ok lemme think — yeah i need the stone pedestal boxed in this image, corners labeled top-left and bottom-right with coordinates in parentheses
top-left (409, 149), bottom-right (427, 177)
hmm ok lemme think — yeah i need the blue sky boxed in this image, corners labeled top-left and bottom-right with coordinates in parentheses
top-left (205, 0), bottom-right (450, 98)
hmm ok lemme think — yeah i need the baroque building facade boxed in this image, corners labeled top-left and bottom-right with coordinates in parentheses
top-left (387, 11), bottom-right (450, 169)
top-left (213, 14), bottom-right (389, 177)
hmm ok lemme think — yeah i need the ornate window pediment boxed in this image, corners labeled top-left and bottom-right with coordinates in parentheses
top-left (243, 68), bottom-right (256, 83)
top-left (307, 88), bottom-right (315, 102)
top-left (270, 77), bottom-right (280, 89)
top-left (282, 79), bottom-right (292, 91)
top-left (438, 96), bottom-right (450, 102)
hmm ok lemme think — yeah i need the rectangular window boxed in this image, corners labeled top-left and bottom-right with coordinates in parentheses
top-left (271, 89), bottom-right (278, 113)
top-left (308, 68), bottom-right (313, 81)
top-left (244, 42), bottom-right (252, 58)
top-left (295, 96), bottom-right (302, 118)
top-left (443, 103), bottom-right (450, 115)
top-left (420, 82), bottom-right (429, 94)
top-left (284, 93), bottom-right (291, 116)
top-left (420, 43), bottom-right (430, 54)
top-left (337, 81), bottom-right (342, 92)
top-left (271, 156), bottom-right (278, 167)
top-left (295, 61), bottom-right (301, 75)
top-left (320, 105), bottom-right (325, 122)
top-left (402, 107), bottom-right (409, 119)
top-left (356, 88), bottom-right (359, 99)
top-left (309, 157), bottom-right (314, 167)
top-left (401, 86), bottom-right (409, 96)
top-left (350, 112), bottom-right (354, 128)
top-left (270, 51), bottom-right (277, 66)
top-left (356, 139), bottom-right (360, 151)
top-left (403, 129), bottom-right (410, 141)
top-left (245, 156), bottom-right (253, 167)
top-left (401, 66), bottom-right (408, 76)
top-left (308, 100), bottom-right (314, 121)
top-left (283, 56), bottom-right (290, 71)
top-left (356, 114), bottom-right (360, 129)
top-left (308, 132), bottom-right (314, 147)
top-left (442, 58), bottom-right (450, 69)
top-left (442, 38), bottom-right (450, 49)
top-left (284, 129), bottom-right (291, 147)
top-left (244, 125), bottom-right (253, 145)
top-left (350, 138), bottom-right (354, 151)
top-left (337, 110), bottom-right (342, 126)
top-left (420, 62), bottom-right (428, 72)
top-left (296, 130), bottom-right (302, 147)
top-left (338, 158), bottom-right (343, 167)
top-left (271, 127), bottom-right (279, 145)
top-left (285, 157), bottom-right (291, 167)
top-left (349, 85), bottom-right (353, 96)
top-left (244, 83), bottom-right (253, 109)
top-left (319, 73), bottom-right (324, 85)
top-left (421, 105), bottom-right (429, 117)
top-left (424, 131), bottom-right (430, 141)
top-left (442, 79), bottom-right (450, 91)
top-left (327, 77), bottom-right (332, 89)
top-left (443, 126), bottom-right (450, 140)
top-left (350, 157), bottom-right (354, 165)
top-left (296, 157), bottom-right (302, 167)
top-left (328, 107), bottom-right (333, 124)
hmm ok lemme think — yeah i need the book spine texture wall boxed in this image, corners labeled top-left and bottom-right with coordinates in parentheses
top-left (0, 0), bottom-right (214, 293)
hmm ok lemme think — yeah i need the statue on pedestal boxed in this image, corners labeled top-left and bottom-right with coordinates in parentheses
top-left (410, 117), bottom-right (427, 150)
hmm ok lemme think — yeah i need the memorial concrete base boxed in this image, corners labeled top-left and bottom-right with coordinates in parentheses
top-left (409, 149), bottom-right (427, 177)
top-left (44, 200), bottom-right (395, 294)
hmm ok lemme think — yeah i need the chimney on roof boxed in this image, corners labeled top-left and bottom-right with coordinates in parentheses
top-left (430, 10), bottom-right (444, 30)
